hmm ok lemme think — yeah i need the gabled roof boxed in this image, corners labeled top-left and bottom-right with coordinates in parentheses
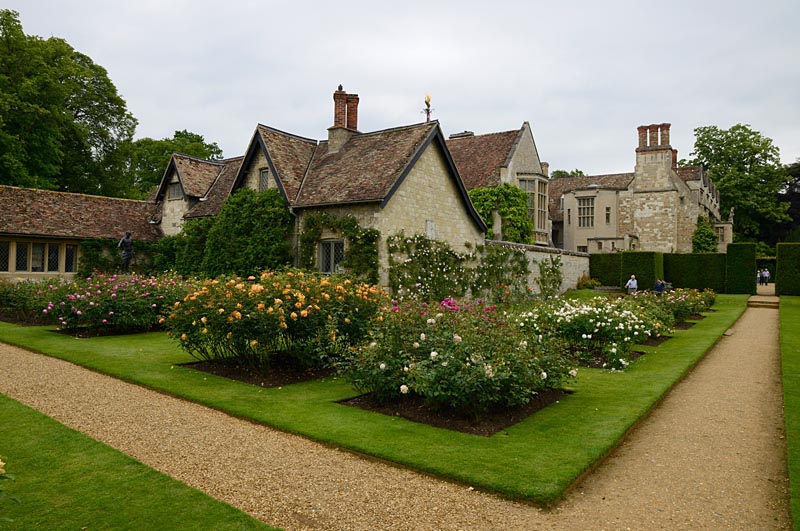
top-left (167, 154), bottom-right (226, 198)
top-left (446, 128), bottom-right (522, 189)
top-left (183, 156), bottom-right (244, 219)
top-left (547, 173), bottom-right (635, 221)
top-left (294, 121), bottom-right (439, 207)
top-left (0, 185), bottom-right (162, 241)
top-left (250, 126), bottom-right (318, 202)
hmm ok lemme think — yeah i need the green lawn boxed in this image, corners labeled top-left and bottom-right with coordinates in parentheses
top-left (780, 296), bottom-right (800, 530)
top-left (0, 393), bottom-right (279, 530)
top-left (0, 294), bottom-right (748, 507)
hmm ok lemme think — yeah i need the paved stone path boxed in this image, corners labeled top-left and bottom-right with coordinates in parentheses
top-left (0, 285), bottom-right (792, 530)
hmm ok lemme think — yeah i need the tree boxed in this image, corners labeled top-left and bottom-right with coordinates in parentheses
top-left (122, 130), bottom-right (223, 198)
top-left (550, 169), bottom-right (585, 179)
top-left (776, 159), bottom-right (800, 242)
top-left (0, 10), bottom-right (136, 196)
top-left (688, 124), bottom-right (791, 242)
top-left (692, 216), bottom-right (718, 253)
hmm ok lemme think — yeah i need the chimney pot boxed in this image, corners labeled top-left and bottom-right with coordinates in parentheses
top-left (648, 124), bottom-right (659, 148)
top-left (333, 86), bottom-right (347, 128)
top-left (346, 94), bottom-right (359, 130)
top-left (660, 123), bottom-right (671, 146)
top-left (637, 126), bottom-right (648, 149)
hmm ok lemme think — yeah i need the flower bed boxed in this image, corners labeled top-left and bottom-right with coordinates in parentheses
top-left (343, 297), bottom-right (577, 417)
top-left (165, 270), bottom-right (387, 371)
top-left (42, 272), bottom-right (190, 334)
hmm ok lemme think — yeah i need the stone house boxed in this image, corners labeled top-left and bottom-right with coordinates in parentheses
top-left (549, 123), bottom-right (732, 254)
top-left (0, 185), bottom-right (161, 280)
top-left (151, 154), bottom-right (243, 236)
top-left (446, 122), bottom-right (551, 245)
top-left (157, 86), bottom-right (486, 284)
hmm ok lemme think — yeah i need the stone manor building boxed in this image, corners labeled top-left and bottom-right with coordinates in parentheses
top-left (549, 123), bottom-right (733, 254)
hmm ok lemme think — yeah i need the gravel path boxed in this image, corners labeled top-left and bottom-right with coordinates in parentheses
top-left (0, 289), bottom-right (791, 530)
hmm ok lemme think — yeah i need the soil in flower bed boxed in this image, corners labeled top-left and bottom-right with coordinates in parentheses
top-left (186, 359), bottom-right (336, 388)
top-left (341, 389), bottom-right (570, 437)
top-left (187, 358), bottom-right (568, 436)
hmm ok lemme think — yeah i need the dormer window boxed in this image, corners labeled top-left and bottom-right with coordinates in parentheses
top-left (167, 182), bottom-right (182, 200)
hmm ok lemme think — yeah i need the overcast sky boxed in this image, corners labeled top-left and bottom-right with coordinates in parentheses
top-left (6, 0), bottom-right (799, 175)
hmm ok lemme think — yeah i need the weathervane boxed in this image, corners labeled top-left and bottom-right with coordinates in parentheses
top-left (421, 93), bottom-right (434, 122)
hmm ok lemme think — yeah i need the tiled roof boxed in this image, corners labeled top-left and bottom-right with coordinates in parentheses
top-left (0, 185), bottom-right (162, 241)
top-left (256, 126), bottom-right (317, 201)
top-left (293, 122), bottom-right (438, 207)
top-left (184, 157), bottom-right (244, 219)
top-left (171, 154), bottom-right (225, 198)
top-left (547, 173), bottom-right (634, 221)
top-left (446, 129), bottom-right (521, 189)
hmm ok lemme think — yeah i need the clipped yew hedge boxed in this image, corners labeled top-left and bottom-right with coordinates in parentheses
top-left (620, 251), bottom-right (664, 291)
top-left (589, 252), bottom-right (622, 286)
top-left (725, 243), bottom-right (757, 294)
top-left (777, 243), bottom-right (800, 296)
top-left (663, 253), bottom-right (726, 292)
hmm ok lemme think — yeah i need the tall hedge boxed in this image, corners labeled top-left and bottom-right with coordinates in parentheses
top-left (589, 252), bottom-right (622, 286)
top-left (620, 251), bottom-right (663, 291)
top-left (663, 253), bottom-right (726, 292)
top-left (725, 242), bottom-right (756, 294)
top-left (776, 243), bottom-right (800, 295)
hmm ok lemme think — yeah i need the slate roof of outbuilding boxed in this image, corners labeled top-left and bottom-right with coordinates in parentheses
top-left (255, 126), bottom-right (318, 202)
top-left (183, 156), bottom-right (244, 219)
top-left (0, 185), bottom-right (162, 241)
top-left (445, 129), bottom-right (522, 189)
top-left (294, 122), bottom-right (439, 207)
top-left (171, 154), bottom-right (225, 198)
top-left (547, 173), bottom-right (635, 222)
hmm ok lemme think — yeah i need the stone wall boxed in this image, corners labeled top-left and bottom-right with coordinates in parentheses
top-left (486, 240), bottom-right (590, 294)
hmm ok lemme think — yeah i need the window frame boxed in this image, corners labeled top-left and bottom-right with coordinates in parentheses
top-left (318, 239), bottom-right (344, 275)
top-left (577, 197), bottom-right (595, 228)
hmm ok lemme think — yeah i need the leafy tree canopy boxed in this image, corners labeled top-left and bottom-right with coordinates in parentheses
top-left (122, 130), bottom-right (223, 198)
top-left (688, 124), bottom-right (791, 242)
top-left (550, 169), bottom-right (585, 178)
top-left (0, 9), bottom-right (137, 196)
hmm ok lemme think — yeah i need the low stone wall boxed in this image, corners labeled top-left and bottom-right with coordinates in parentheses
top-left (485, 240), bottom-right (590, 295)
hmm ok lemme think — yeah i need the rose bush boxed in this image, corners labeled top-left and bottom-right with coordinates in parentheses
top-left (343, 297), bottom-right (576, 416)
top-left (165, 270), bottom-right (386, 371)
top-left (43, 272), bottom-right (190, 333)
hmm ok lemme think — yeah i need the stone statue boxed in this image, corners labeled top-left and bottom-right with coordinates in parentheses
top-left (118, 231), bottom-right (134, 272)
top-left (728, 207), bottom-right (734, 222)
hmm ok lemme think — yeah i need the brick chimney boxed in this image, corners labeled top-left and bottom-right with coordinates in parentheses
top-left (346, 94), bottom-right (359, 130)
top-left (328, 85), bottom-right (359, 153)
top-left (636, 123), bottom-right (672, 151)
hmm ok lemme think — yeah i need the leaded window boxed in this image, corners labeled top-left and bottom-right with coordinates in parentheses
top-left (259, 169), bottom-right (270, 192)
top-left (65, 244), bottom-right (78, 273)
top-left (31, 243), bottom-right (45, 272)
top-left (16, 242), bottom-right (29, 271)
top-left (0, 242), bottom-right (9, 271)
top-left (48, 244), bottom-right (60, 272)
top-left (319, 240), bottom-right (344, 274)
top-left (168, 182), bottom-right (182, 200)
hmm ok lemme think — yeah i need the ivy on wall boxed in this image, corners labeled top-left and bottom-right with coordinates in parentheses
top-left (299, 212), bottom-right (380, 283)
top-left (387, 233), bottom-right (532, 303)
top-left (468, 184), bottom-right (534, 244)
